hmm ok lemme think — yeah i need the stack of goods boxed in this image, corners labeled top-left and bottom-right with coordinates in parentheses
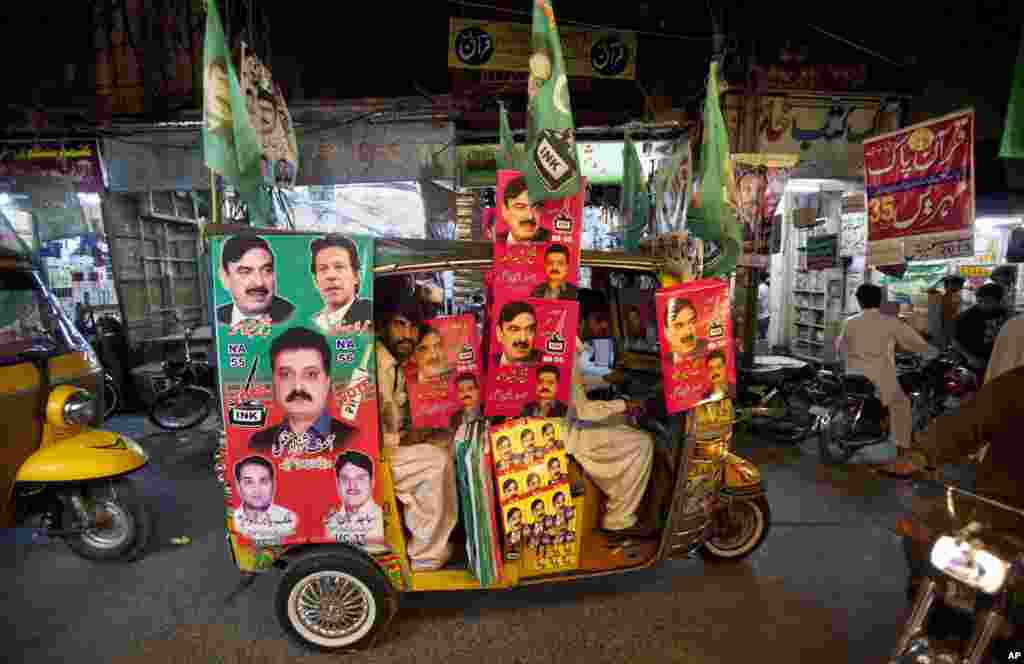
top-left (491, 417), bottom-right (579, 574)
top-left (455, 420), bottom-right (503, 586)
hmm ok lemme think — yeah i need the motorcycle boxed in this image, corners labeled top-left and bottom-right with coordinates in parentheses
top-left (814, 351), bottom-right (964, 465)
top-left (735, 355), bottom-right (822, 443)
top-left (891, 476), bottom-right (1023, 663)
top-left (149, 323), bottom-right (219, 431)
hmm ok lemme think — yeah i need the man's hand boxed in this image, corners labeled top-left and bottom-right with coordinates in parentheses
top-left (624, 399), bottom-right (646, 416)
top-left (603, 370), bottom-right (626, 385)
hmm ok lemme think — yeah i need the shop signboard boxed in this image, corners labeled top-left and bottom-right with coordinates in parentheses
top-left (211, 232), bottom-right (386, 559)
top-left (654, 279), bottom-right (735, 415)
top-left (806, 234), bottom-right (839, 270)
top-left (864, 109), bottom-right (975, 265)
top-left (0, 141), bottom-right (105, 193)
top-left (448, 18), bottom-right (637, 80)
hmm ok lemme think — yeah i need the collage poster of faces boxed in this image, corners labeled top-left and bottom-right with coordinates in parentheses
top-left (403, 314), bottom-right (483, 430)
top-left (654, 278), bottom-right (736, 415)
top-left (491, 418), bottom-right (578, 572)
top-left (212, 232), bottom-right (386, 555)
top-left (485, 170), bottom-right (583, 418)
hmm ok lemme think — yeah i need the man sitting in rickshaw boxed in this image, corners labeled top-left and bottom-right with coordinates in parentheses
top-left (568, 293), bottom-right (656, 538)
top-left (375, 292), bottom-right (458, 571)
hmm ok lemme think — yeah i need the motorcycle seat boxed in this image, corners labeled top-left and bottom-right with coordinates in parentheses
top-left (843, 375), bottom-right (878, 397)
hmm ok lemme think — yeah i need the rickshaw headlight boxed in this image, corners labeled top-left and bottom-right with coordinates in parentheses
top-left (61, 390), bottom-right (97, 426)
top-left (929, 535), bottom-right (1009, 595)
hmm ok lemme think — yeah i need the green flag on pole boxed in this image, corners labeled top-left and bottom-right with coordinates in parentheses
top-left (621, 135), bottom-right (650, 252)
top-left (686, 61), bottom-right (741, 277)
top-left (497, 101), bottom-right (525, 172)
top-left (201, 0), bottom-right (274, 226)
top-left (999, 32), bottom-right (1024, 159)
top-left (524, 1), bottom-right (581, 203)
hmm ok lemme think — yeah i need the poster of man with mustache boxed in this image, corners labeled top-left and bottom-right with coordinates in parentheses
top-left (210, 232), bottom-right (381, 557)
top-left (654, 279), bottom-right (735, 415)
top-left (492, 170), bottom-right (583, 302)
top-left (404, 314), bottom-right (483, 430)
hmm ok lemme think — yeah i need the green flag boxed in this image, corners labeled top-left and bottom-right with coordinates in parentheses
top-left (201, 0), bottom-right (273, 226)
top-left (999, 32), bottom-right (1024, 159)
top-left (686, 61), bottom-right (741, 277)
top-left (621, 135), bottom-right (650, 252)
top-left (524, 1), bottom-right (580, 203)
top-left (497, 101), bottom-right (525, 172)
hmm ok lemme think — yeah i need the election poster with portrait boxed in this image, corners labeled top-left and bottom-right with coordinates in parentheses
top-left (490, 418), bottom-right (577, 571)
top-left (484, 296), bottom-right (578, 418)
top-left (492, 169), bottom-right (583, 302)
top-left (732, 154), bottom-right (797, 267)
top-left (238, 43), bottom-right (299, 188)
top-left (210, 230), bottom-right (385, 562)
top-left (654, 279), bottom-right (735, 415)
top-left (403, 314), bottom-right (483, 430)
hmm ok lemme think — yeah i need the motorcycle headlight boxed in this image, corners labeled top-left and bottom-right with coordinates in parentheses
top-left (46, 385), bottom-right (97, 427)
top-left (930, 535), bottom-right (1009, 595)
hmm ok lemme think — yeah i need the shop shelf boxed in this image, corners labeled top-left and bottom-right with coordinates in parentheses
top-left (793, 289), bottom-right (825, 294)
top-left (794, 322), bottom-right (826, 329)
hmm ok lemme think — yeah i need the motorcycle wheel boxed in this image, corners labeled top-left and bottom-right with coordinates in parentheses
top-left (62, 478), bottom-right (152, 562)
top-left (701, 496), bottom-right (771, 561)
top-left (149, 385), bottom-right (213, 431)
top-left (818, 410), bottom-right (857, 465)
top-left (103, 372), bottom-right (120, 420)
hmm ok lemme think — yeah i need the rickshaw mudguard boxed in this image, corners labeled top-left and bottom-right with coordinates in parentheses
top-left (721, 452), bottom-right (763, 497)
top-left (14, 430), bottom-right (147, 483)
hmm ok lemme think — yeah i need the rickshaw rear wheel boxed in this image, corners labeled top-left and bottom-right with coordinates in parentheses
top-left (276, 549), bottom-right (395, 652)
top-left (701, 496), bottom-right (771, 561)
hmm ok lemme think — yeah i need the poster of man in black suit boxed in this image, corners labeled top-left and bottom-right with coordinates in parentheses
top-left (216, 235), bottom-right (294, 327)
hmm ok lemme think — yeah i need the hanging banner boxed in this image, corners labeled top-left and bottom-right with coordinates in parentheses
top-left (863, 109), bottom-right (975, 263)
top-left (404, 314), bottom-right (483, 430)
top-left (653, 134), bottom-right (692, 233)
top-left (237, 43), bottom-right (299, 189)
top-left (211, 232), bottom-right (385, 555)
top-left (449, 18), bottom-right (637, 80)
top-left (298, 121), bottom-right (455, 186)
top-left (490, 417), bottom-right (578, 572)
top-left (0, 141), bottom-right (105, 193)
top-left (484, 297), bottom-right (578, 418)
top-left (732, 153), bottom-right (798, 267)
top-left (654, 279), bottom-right (735, 415)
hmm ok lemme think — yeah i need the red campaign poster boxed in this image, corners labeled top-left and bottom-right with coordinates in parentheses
top-left (654, 279), bottom-right (735, 415)
top-left (404, 314), bottom-right (483, 430)
top-left (863, 110), bottom-right (975, 242)
top-left (484, 295), bottom-right (579, 418)
top-left (493, 169), bottom-right (583, 301)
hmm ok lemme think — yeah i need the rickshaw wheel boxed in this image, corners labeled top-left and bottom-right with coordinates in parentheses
top-left (701, 496), bottom-right (771, 561)
top-left (276, 549), bottom-right (395, 651)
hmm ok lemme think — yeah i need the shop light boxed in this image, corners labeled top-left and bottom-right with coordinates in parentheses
top-left (0, 193), bottom-right (9, 206)
top-left (975, 216), bottom-right (1022, 233)
top-left (785, 179), bottom-right (848, 193)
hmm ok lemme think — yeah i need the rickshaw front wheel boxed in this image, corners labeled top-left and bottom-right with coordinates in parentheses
top-left (276, 549), bottom-right (395, 651)
top-left (701, 496), bottom-right (771, 562)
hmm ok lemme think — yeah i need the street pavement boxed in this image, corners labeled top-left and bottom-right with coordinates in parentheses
top-left (1, 415), bottom-right (921, 664)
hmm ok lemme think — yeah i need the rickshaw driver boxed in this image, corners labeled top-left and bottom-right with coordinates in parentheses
top-left (567, 294), bottom-right (656, 538)
top-left (375, 293), bottom-right (459, 571)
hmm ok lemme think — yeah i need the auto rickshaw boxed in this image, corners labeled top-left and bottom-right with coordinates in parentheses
top-left (209, 230), bottom-right (769, 651)
top-left (0, 223), bottom-right (151, 561)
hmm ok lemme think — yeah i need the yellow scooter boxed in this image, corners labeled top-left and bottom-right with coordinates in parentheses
top-left (1, 247), bottom-right (151, 562)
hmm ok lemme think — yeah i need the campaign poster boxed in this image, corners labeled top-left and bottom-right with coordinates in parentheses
top-left (492, 169), bottom-right (584, 301)
top-left (484, 296), bottom-right (578, 418)
top-left (490, 418), bottom-right (576, 571)
top-left (732, 154), bottom-right (796, 266)
top-left (238, 43), bottom-right (299, 188)
top-left (211, 231), bottom-right (386, 556)
top-left (619, 287), bottom-right (659, 352)
top-left (654, 279), bottom-right (735, 415)
top-left (404, 314), bottom-right (483, 430)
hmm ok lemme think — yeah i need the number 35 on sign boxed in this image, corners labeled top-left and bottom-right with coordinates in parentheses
top-left (868, 195), bottom-right (895, 225)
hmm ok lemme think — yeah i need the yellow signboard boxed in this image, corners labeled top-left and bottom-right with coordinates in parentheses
top-left (448, 18), bottom-right (637, 80)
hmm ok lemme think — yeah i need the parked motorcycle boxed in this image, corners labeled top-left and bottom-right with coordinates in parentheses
top-left (149, 324), bottom-right (218, 431)
top-left (735, 356), bottom-right (822, 443)
top-left (75, 304), bottom-right (130, 420)
top-left (815, 351), bottom-right (967, 465)
top-left (891, 477), bottom-right (1022, 663)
